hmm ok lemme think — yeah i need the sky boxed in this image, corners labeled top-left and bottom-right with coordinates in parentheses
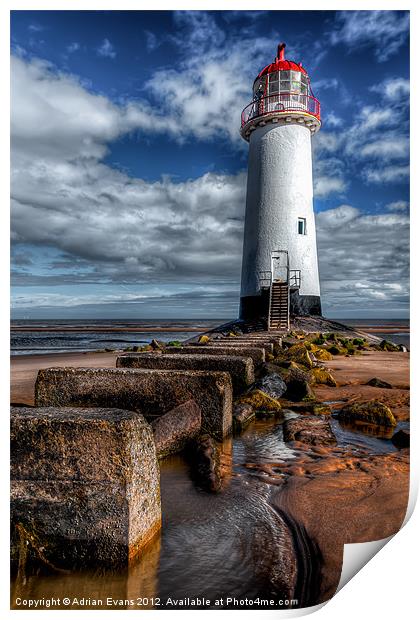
top-left (10, 9), bottom-right (410, 319)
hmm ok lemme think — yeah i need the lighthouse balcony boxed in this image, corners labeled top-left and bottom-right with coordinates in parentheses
top-left (241, 93), bottom-right (321, 140)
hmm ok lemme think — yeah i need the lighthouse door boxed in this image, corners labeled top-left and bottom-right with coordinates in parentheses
top-left (271, 250), bottom-right (289, 283)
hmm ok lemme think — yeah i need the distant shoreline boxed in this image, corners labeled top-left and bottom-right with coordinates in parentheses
top-left (10, 326), bottom-right (207, 333)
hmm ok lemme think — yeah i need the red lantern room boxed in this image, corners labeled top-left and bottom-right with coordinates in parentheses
top-left (240, 43), bottom-right (321, 141)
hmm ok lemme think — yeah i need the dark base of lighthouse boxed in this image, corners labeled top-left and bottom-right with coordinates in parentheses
top-left (239, 292), bottom-right (322, 322)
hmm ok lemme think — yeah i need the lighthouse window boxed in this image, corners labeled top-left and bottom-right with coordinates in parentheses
top-left (298, 218), bottom-right (307, 235)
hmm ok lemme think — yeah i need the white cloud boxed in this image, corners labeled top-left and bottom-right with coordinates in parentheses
top-left (359, 137), bottom-right (409, 160)
top-left (323, 112), bottom-right (344, 128)
top-left (330, 11), bottom-right (409, 62)
top-left (370, 77), bottom-right (410, 102)
top-left (316, 205), bottom-right (360, 228)
top-left (317, 206), bottom-right (409, 312)
top-left (28, 24), bottom-right (44, 32)
top-left (364, 165), bottom-right (410, 184)
top-left (314, 177), bottom-right (347, 198)
top-left (97, 38), bottom-right (116, 59)
top-left (11, 54), bottom-right (246, 285)
top-left (67, 42), bottom-right (80, 54)
top-left (385, 200), bottom-right (409, 212)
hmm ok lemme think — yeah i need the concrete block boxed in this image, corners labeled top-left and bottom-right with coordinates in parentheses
top-left (205, 341), bottom-right (274, 354)
top-left (165, 346), bottom-right (265, 366)
top-left (117, 353), bottom-right (255, 395)
top-left (35, 367), bottom-right (232, 440)
top-left (10, 407), bottom-right (161, 569)
top-left (152, 399), bottom-right (201, 459)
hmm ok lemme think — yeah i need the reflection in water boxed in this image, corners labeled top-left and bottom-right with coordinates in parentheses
top-left (330, 417), bottom-right (409, 453)
top-left (11, 535), bottom-right (162, 610)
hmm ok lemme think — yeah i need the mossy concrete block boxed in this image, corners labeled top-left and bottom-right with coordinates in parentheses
top-left (207, 341), bottom-right (274, 354)
top-left (10, 407), bottom-right (161, 569)
top-left (152, 399), bottom-right (201, 459)
top-left (35, 367), bottom-right (232, 440)
top-left (117, 353), bottom-right (254, 395)
top-left (166, 346), bottom-right (265, 366)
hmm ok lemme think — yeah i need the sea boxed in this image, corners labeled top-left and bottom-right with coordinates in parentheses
top-left (10, 318), bottom-right (410, 356)
top-left (10, 319), bottom-right (225, 356)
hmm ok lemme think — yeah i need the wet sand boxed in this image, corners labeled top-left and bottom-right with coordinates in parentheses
top-left (10, 351), bottom-right (119, 405)
top-left (269, 349), bottom-right (410, 604)
top-left (313, 350), bottom-right (410, 421)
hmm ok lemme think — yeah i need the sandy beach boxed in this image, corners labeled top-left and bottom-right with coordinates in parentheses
top-left (10, 337), bottom-right (410, 608)
top-left (11, 351), bottom-right (119, 405)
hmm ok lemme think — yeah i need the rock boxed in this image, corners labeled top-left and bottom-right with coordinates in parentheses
top-left (254, 373), bottom-right (287, 399)
top-left (311, 367), bottom-right (338, 387)
top-left (312, 347), bottom-right (333, 361)
top-left (391, 429), bottom-right (410, 449)
top-left (379, 339), bottom-right (400, 352)
top-left (198, 335), bottom-right (210, 344)
top-left (352, 338), bottom-right (366, 346)
top-left (152, 400), bottom-right (201, 459)
top-left (150, 339), bottom-right (163, 350)
top-left (35, 367), bottom-right (232, 441)
top-left (117, 353), bottom-right (254, 395)
top-left (283, 367), bottom-right (315, 402)
top-left (283, 416), bottom-right (337, 446)
top-left (165, 346), bottom-right (265, 366)
top-left (327, 345), bottom-right (346, 355)
top-left (232, 403), bottom-right (255, 432)
top-left (366, 377), bottom-right (393, 389)
top-left (338, 400), bottom-right (397, 427)
top-left (186, 434), bottom-right (222, 492)
top-left (10, 407), bottom-right (161, 569)
top-left (285, 344), bottom-right (313, 369)
top-left (398, 345), bottom-right (408, 353)
top-left (237, 389), bottom-right (282, 414)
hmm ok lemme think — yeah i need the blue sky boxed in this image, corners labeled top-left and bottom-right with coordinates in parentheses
top-left (11, 10), bottom-right (409, 318)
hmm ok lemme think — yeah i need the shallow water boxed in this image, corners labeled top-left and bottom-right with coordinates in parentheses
top-left (11, 412), bottom-right (401, 610)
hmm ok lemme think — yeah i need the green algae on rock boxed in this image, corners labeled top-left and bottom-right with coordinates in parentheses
top-left (338, 400), bottom-right (397, 427)
top-left (311, 368), bottom-right (338, 387)
top-left (237, 389), bottom-right (282, 414)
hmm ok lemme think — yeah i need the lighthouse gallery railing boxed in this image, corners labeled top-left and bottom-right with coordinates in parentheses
top-left (241, 93), bottom-right (321, 127)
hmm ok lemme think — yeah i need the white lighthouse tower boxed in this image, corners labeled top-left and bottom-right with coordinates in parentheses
top-left (239, 43), bottom-right (322, 330)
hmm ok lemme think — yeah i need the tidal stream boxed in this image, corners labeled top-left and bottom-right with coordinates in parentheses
top-left (11, 412), bottom-right (401, 611)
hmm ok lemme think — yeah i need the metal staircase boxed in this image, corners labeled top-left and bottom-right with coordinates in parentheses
top-left (258, 250), bottom-right (301, 332)
top-left (269, 281), bottom-right (289, 330)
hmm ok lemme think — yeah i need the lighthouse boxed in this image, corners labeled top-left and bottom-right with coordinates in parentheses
top-left (239, 43), bottom-right (322, 330)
